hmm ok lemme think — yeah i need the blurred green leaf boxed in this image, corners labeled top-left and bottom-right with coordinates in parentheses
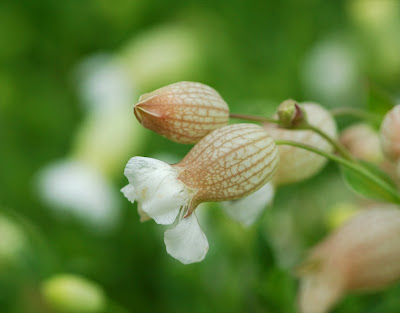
top-left (366, 81), bottom-right (395, 128)
top-left (341, 161), bottom-right (400, 204)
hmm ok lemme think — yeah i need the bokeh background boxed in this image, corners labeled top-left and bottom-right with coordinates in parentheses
top-left (1, 0), bottom-right (400, 312)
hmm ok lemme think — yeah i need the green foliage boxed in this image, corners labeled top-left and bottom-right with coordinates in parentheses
top-left (341, 161), bottom-right (400, 204)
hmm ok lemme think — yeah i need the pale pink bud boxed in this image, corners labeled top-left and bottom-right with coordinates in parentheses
top-left (134, 81), bottom-right (229, 144)
top-left (264, 102), bottom-right (337, 186)
top-left (380, 105), bottom-right (400, 161)
top-left (340, 123), bottom-right (383, 163)
top-left (121, 123), bottom-right (279, 264)
top-left (298, 207), bottom-right (400, 313)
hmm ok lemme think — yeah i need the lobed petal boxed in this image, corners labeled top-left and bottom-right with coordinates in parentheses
top-left (222, 182), bottom-right (275, 227)
top-left (123, 157), bottom-right (196, 225)
top-left (164, 214), bottom-right (209, 264)
top-left (120, 184), bottom-right (136, 203)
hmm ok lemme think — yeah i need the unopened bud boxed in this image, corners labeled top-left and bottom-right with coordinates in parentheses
top-left (134, 81), bottom-right (229, 144)
top-left (340, 123), bottom-right (383, 163)
top-left (277, 99), bottom-right (306, 128)
top-left (41, 274), bottom-right (106, 313)
top-left (298, 207), bottom-right (400, 313)
top-left (265, 103), bottom-right (337, 186)
top-left (380, 105), bottom-right (400, 161)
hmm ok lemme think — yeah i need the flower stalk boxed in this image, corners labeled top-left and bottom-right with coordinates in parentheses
top-left (275, 139), bottom-right (400, 204)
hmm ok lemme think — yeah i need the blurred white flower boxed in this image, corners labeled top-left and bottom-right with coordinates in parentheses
top-left (221, 182), bottom-right (275, 227)
top-left (301, 40), bottom-right (360, 105)
top-left (37, 160), bottom-right (119, 231)
top-left (76, 54), bottom-right (134, 112)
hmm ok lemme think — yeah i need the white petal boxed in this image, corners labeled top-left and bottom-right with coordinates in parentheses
top-left (123, 157), bottom-right (195, 225)
top-left (164, 214), bottom-right (209, 264)
top-left (120, 184), bottom-right (136, 203)
top-left (137, 204), bottom-right (151, 222)
top-left (222, 182), bottom-right (275, 227)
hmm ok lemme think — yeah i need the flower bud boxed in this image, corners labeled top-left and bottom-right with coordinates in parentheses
top-left (380, 105), bottom-right (400, 161)
top-left (134, 81), bottom-right (229, 144)
top-left (340, 123), bottom-right (383, 163)
top-left (121, 123), bottom-right (279, 263)
top-left (41, 274), bottom-right (106, 313)
top-left (264, 102), bottom-right (337, 186)
top-left (298, 207), bottom-right (400, 313)
top-left (277, 99), bottom-right (306, 128)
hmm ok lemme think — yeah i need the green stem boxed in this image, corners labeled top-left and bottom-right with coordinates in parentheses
top-left (298, 123), bottom-right (354, 161)
top-left (275, 139), bottom-right (400, 203)
top-left (230, 112), bottom-right (353, 160)
top-left (229, 113), bottom-right (280, 124)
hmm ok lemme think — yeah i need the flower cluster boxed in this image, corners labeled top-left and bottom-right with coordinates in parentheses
top-left (121, 81), bottom-right (400, 312)
top-left (122, 82), bottom-right (281, 263)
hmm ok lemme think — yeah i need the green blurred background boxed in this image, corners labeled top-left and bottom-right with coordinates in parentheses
top-left (1, 0), bottom-right (400, 312)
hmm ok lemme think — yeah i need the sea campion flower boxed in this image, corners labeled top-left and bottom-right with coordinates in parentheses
top-left (298, 207), bottom-right (400, 313)
top-left (134, 81), bottom-right (230, 144)
top-left (121, 123), bottom-right (279, 264)
top-left (264, 102), bottom-right (337, 186)
top-left (380, 105), bottom-right (400, 161)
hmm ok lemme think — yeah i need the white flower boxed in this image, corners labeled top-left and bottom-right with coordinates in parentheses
top-left (121, 123), bottom-right (280, 264)
top-left (221, 182), bottom-right (275, 227)
top-left (121, 157), bottom-right (208, 264)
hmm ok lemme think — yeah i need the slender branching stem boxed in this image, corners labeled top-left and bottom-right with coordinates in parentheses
top-left (275, 139), bottom-right (400, 204)
top-left (230, 112), bottom-right (354, 160)
top-left (298, 123), bottom-right (354, 161)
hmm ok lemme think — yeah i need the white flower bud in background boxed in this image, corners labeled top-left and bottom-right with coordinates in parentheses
top-left (301, 39), bottom-right (361, 107)
top-left (298, 207), bottom-right (400, 313)
top-left (134, 81), bottom-right (229, 144)
top-left (340, 123), bottom-right (383, 163)
top-left (37, 160), bottom-right (120, 232)
top-left (380, 105), bottom-right (400, 161)
top-left (221, 182), bottom-right (275, 227)
top-left (264, 103), bottom-right (337, 186)
top-left (121, 123), bottom-right (279, 263)
top-left (41, 274), bottom-right (106, 313)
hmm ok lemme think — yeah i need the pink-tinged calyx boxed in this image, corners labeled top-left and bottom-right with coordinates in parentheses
top-left (175, 123), bottom-right (280, 215)
top-left (134, 81), bottom-right (229, 144)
